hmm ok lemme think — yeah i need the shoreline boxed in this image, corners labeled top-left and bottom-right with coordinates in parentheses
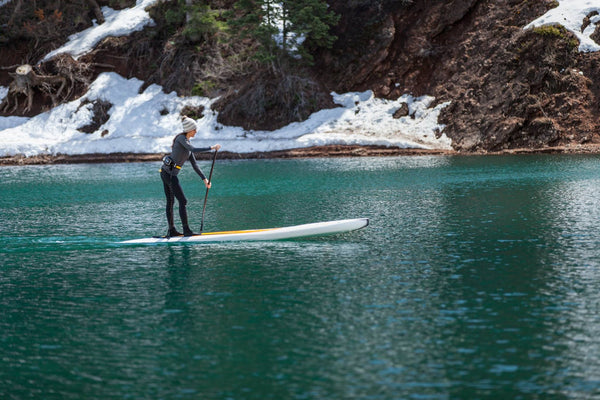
top-left (1, 144), bottom-right (600, 166)
top-left (0, 145), bottom-right (454, 166)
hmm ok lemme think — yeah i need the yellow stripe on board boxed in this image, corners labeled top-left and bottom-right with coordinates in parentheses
top-left (199, 228), bottom-right (278, 236)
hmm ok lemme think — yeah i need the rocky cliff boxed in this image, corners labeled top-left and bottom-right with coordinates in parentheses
top-left (317, 0), bottom-right (600, 152)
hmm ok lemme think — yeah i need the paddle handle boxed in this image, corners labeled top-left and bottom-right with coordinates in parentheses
top-left (200, 150), bottom-right (218, 232)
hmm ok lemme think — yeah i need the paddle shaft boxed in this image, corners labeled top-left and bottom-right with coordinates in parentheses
top-left (200, 150), bottom-right (218, 232)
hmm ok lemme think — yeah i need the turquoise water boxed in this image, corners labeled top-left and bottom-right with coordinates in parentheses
top-left (2, 155), bottom-right (600, 399)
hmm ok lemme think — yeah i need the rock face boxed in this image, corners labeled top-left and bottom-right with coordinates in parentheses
top-left (317, 0), bottom-right (600, 151)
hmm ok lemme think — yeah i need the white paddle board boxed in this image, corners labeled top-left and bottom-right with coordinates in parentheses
top-left (120, 218), bottom-right (369, 244)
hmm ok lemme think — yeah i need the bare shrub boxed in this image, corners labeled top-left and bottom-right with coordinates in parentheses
top-left (214, 65), bottom-right (334, 131)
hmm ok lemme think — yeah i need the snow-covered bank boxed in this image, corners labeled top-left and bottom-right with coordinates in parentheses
top-left (0, 0), bottom-right (454, 158)
top-left (2, 0), bottom-right (599, 159)
top-left (0, 73), bottom-right (451, 157)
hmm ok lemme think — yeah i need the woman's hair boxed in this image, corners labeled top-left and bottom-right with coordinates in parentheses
top-left (172, 132), bottom-right (186, 149)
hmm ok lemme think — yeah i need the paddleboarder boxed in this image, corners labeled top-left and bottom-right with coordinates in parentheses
top-left (160, 116), bottom-right (220, 237)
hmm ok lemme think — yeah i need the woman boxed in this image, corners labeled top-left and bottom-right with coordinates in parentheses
top-left (160, 116), bottom-right (221, 237)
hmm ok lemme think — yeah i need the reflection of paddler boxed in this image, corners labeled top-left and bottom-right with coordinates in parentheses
top-left (160, 116), bottom-right (221, 237)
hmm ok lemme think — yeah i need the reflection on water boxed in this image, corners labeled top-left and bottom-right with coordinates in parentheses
top-left (1, 155), bottom-right (600, 399)
top-left (540, 176), bottom-right (600, 396)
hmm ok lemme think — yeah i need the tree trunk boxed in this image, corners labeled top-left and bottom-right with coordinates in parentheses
top-left (1, 65), bottom-right (34, 113)
top-left (186, 0), bottom-right (193, 22)
top-left (86, 0), bottom-right (105, 24)
top-left (1, 64), bottom-right (68, 114)
top-left (7, 0), bottom-right (23, 26)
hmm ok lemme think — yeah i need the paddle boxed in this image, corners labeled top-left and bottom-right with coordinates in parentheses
top-left (200, 149), bottom-right (218, 233)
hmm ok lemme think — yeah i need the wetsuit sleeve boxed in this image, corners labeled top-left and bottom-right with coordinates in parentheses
top-left (192, 146), bottom-right (212, 153)
top-left (177, 136), bottom-right (211, 153)
top-left (188, 153), bottom-right (207, 180)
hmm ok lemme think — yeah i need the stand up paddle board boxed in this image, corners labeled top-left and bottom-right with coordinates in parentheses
top-left (120, 218), bottom-right (369, 244)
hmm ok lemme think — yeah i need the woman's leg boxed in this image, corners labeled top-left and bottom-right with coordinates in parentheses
top-left (169, 174), bottom-right (192, 232)
top-left (161, 170), bottom-right (180, 236)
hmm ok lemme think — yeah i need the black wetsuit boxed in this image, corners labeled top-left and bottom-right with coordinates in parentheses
top-left (160, 134), bottom-right (211, 234)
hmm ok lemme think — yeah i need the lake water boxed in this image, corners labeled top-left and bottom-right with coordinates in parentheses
top-left (1, 155), bottom-right (600, 399)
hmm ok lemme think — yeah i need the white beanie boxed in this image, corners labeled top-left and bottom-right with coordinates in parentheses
top-left (181, 116), bottom-right (197, 132)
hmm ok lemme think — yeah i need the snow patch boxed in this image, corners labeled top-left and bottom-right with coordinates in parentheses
top-left (525, 0), bottom-right (600, 52)
top-left (42, 0), bottom-right (160, 62)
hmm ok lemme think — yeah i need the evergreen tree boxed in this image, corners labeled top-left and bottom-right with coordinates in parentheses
top-left (284, 0), bottom-right (339, 62)
top-left (171, 0), bottom-right (229, 43)
top-left (230, 0), bottom-right (339, 65)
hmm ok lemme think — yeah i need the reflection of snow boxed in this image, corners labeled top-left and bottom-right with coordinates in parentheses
top-left (542, 175), bottom-right (600, 392)
top-left (545, 177), bottom-right (600, 265)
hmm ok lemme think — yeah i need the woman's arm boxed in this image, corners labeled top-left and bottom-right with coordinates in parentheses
top-left (192, 144), bottom-right (221, 154)
top-left (189, 145), bottom-right (220, 188)
top-left (176, 135), bottom-right (211, 153)
top-left (188, 153), bottom-right (207, 181)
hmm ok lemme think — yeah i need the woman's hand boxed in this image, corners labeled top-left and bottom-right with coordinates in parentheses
top-left (203, 178), bottom-right (212, 189)
top-left (212, 144), bottom-right (221, 151)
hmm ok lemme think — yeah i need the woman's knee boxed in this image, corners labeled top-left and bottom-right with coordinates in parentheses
top-left (174, 188), bottom-right (187, 205)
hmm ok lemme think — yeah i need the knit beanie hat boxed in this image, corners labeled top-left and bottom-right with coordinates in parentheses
top-left (181, 116), bottom-right (197, 133)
